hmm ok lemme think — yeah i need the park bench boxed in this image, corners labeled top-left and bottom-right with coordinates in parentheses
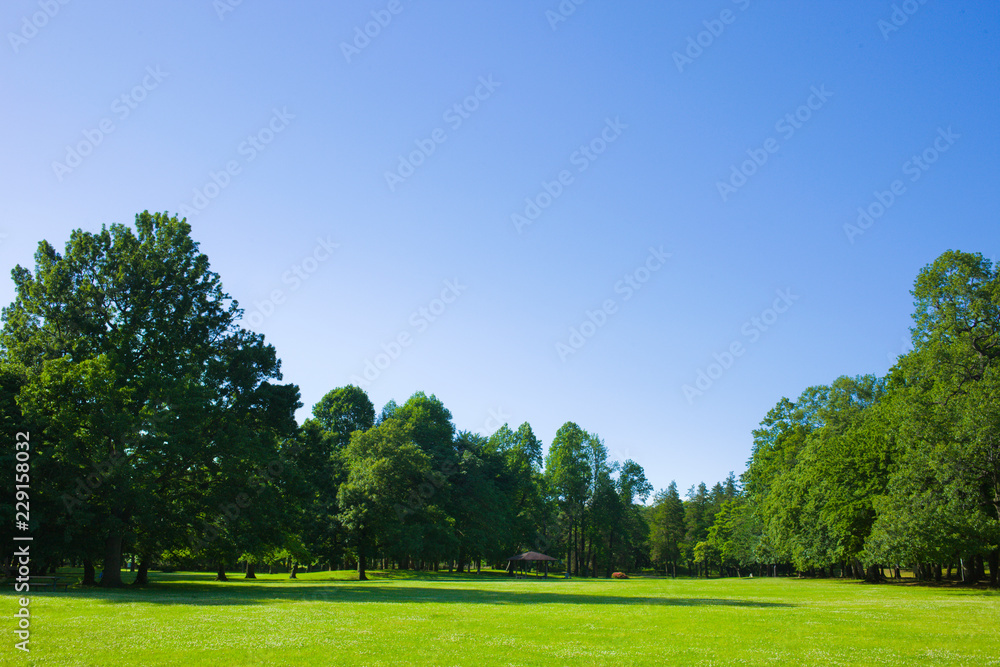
top-left (4, 576), bottom-right (72, 592)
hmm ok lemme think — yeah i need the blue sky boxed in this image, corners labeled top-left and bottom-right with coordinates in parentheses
top-left (2, 0), bottom-right (997, 494)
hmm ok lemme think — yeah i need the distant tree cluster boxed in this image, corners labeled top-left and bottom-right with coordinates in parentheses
top-left (647, 250), bottom-right (999, 586)
top-left (2, 215), bottom-right (995, 587)
top-left (0, 213), bottom-right (653, 584)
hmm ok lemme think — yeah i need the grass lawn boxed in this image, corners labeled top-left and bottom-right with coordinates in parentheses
top-left (2, 569), bottom-right (998, 666)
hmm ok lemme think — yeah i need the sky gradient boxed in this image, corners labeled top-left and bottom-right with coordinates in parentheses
top-left (2, 0), bottom-right (997, 495)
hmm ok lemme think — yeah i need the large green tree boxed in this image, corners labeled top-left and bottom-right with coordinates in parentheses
top-left (868, 251), bottom-right (1000, 583)
top-left (1, 212), bottom-right (298, 586)
top-left (337, 419), bottom-right (431, 580)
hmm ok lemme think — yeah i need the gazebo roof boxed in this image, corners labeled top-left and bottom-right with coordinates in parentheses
top-left (506, 551), bottom-right (557, 562)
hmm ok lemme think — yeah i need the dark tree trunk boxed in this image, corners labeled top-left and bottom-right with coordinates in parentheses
top-left (974, 554), bottom-right (986, 582)
top-left (99, 535), bottom-right (125, 588)
top-left (358, 543), bottom-right (368, 581)
top-left (133, 555), bottom-right (150, 586)
top-left (216, 563), bottom-right (228, 581)
top-left (606, 534), bottom-right (614, 579)
top-left (82, 559), bottom-right (97, 586)
top-left (864, 563), bottom-right (884, 583)
top-left (290, 561), bottom-right (298, 579)
top-left (245, 561), bottom-right (257, 579)
top-left (988, 549), bottom-right (999, 588)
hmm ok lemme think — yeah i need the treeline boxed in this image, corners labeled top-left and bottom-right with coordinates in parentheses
top-left (646, 250), bottom-right (999, 586)
top-left (0, 213), bottom-right (656, 584)
top-left (2, 214), bottom-right (996, 587)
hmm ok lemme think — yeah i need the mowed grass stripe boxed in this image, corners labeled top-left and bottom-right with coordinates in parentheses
top-left (2, 572), bottom-right (998, 666)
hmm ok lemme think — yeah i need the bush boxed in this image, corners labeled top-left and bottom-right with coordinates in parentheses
top-left (612, 572), bottom-right (629, 579)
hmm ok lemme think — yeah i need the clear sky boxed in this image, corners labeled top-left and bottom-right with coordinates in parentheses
top-left (2, 0), bottom-right (997, 495)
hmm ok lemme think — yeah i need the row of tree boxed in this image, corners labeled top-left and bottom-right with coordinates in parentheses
top-left (645, 250), bottom-right (998, 585)
top-left (2, 214), bottom-right (995, 586)
top-left (0, 213), bottom-right (657, 585)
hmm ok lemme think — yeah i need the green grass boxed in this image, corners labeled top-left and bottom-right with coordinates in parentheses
top-left (2, 569), bottom-right (998, 665)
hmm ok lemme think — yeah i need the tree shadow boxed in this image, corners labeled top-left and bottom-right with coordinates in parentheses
top-left (13, 573), bottom-right (795, 609)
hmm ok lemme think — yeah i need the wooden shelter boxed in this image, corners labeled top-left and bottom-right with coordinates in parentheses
top-left (506, 551), bottom-right (557, 578)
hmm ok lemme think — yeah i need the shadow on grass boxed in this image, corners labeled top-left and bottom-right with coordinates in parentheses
top-left (3, 571), bottom-right (794, 609)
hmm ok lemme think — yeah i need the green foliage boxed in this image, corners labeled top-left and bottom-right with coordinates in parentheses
top-left (1, 213), bottom-right (299, 584)
top-left (5, 224), bottom-right (995, 588)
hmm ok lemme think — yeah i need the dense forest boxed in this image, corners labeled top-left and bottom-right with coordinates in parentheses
top-left (2, 213), bottom-right (997, 587)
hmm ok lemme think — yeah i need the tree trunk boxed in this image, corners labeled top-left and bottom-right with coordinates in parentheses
top-left (358, 543), bottom-right (368, 581)
top-left (99, 535), bottom-right (125, 588)
top-left (606, 534), bottom-right (614, 578)
top-left (82, 559), bottom-right (97, 586)
top-left (245, 561), bottom-right (257, 579)
top-left (290, 561), bottom-right (298, 579)
top-left (988, 549), bottom-right (999, 588)
top-left (864, 563), bottom-right (883, 583)
top-left (216, 563), bottom-right (228, 581)
top-left (566, 520), bottom-right (580, 574)
top-left (133, 555), bottom-right (150, 586)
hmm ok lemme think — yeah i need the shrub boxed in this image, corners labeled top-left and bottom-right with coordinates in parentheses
top-left (612, 572), bottom-right (629, 579)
